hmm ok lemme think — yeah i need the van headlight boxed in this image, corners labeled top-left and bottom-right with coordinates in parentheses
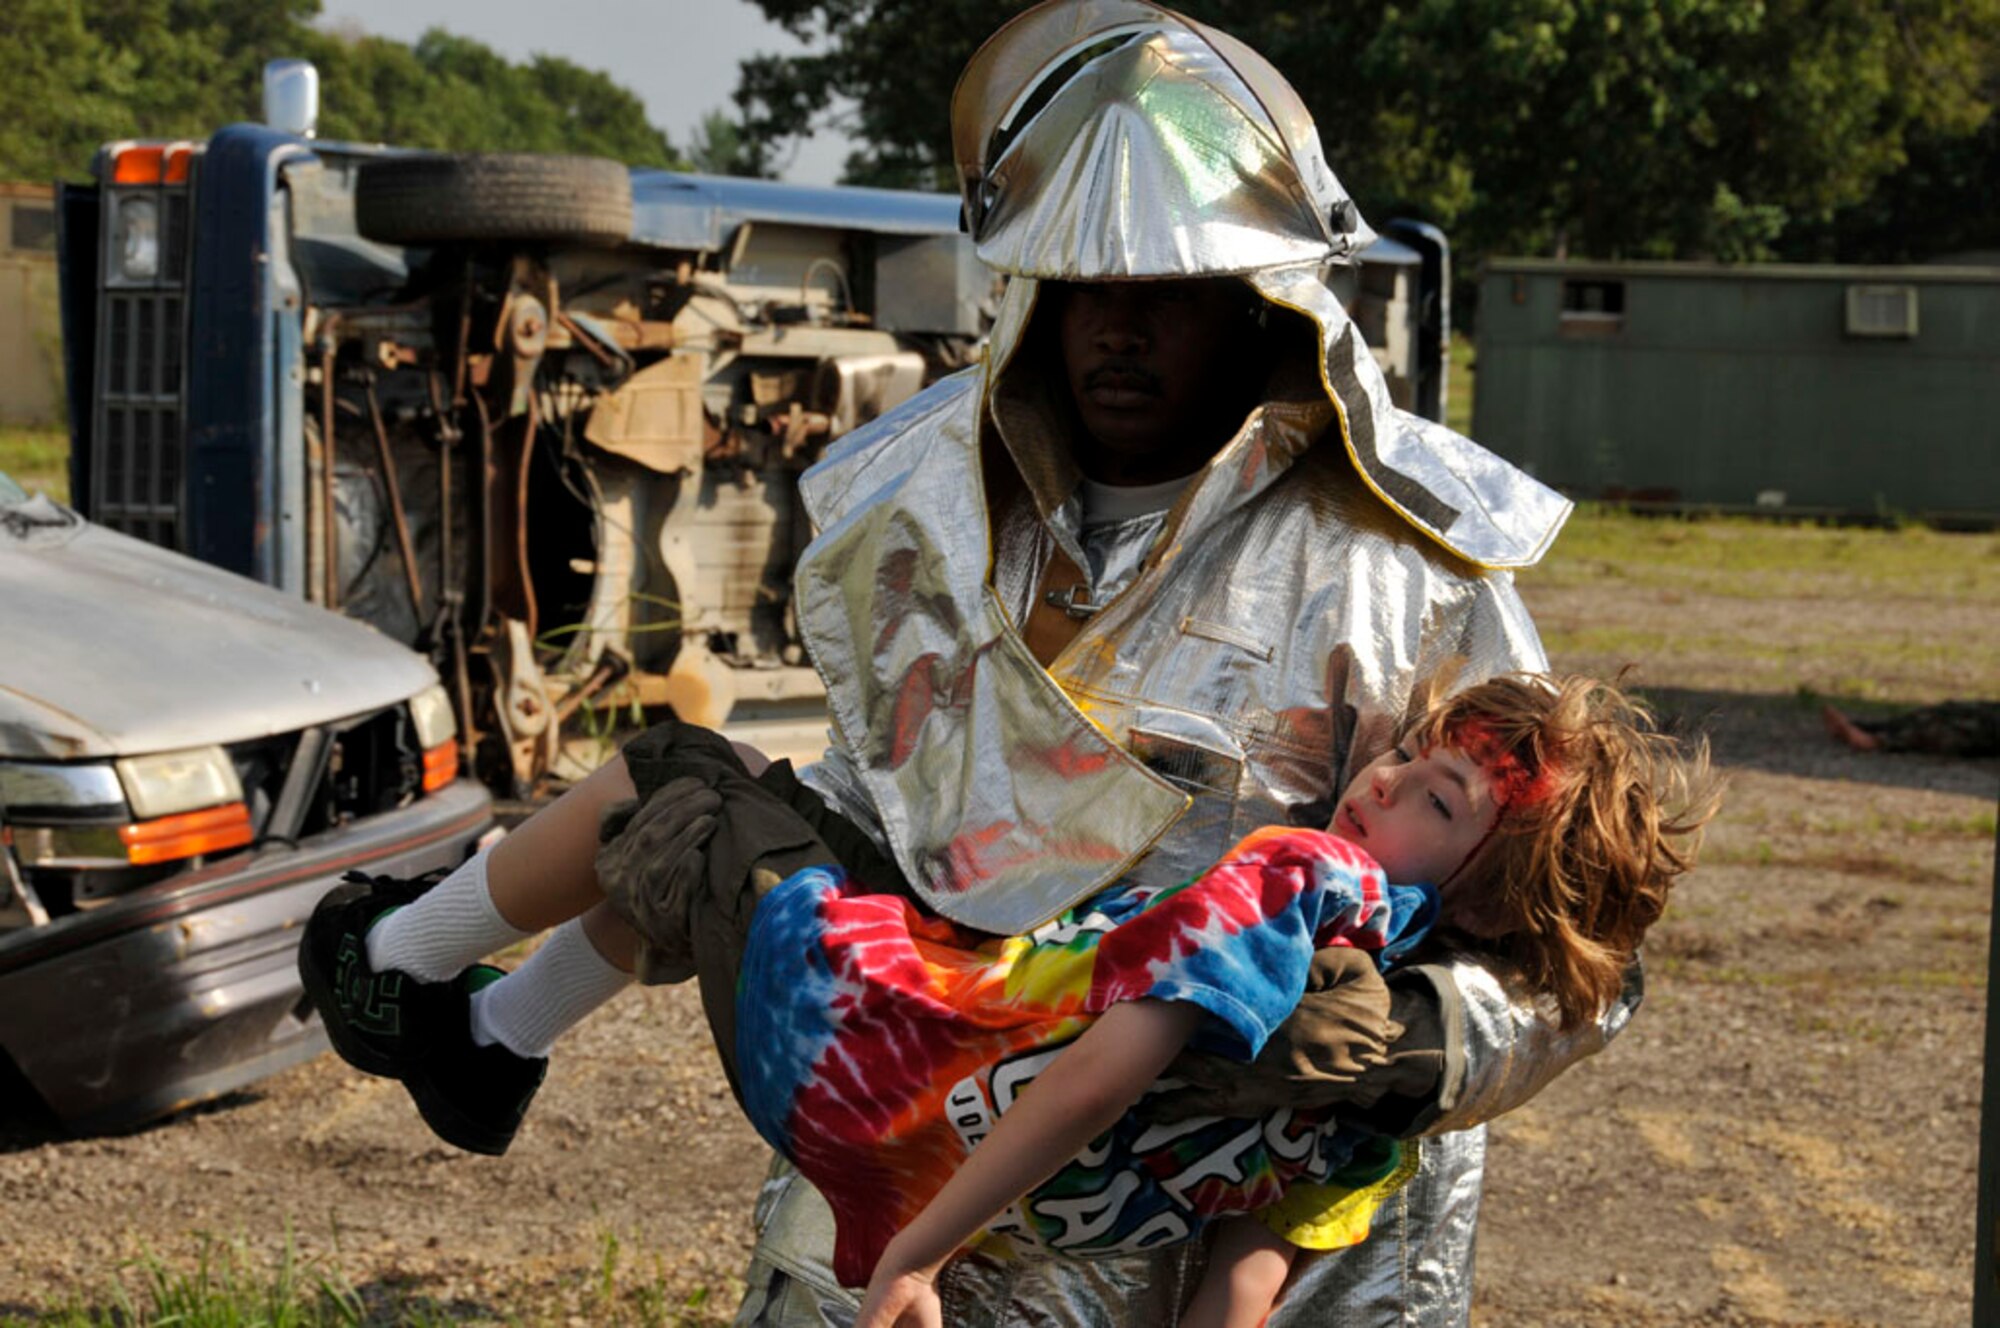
top-left (408, 683), bottom-right (461, 792)
top-left (408, 683), bottom-right (456, 750)
top-left (113, 195), bottom-right (161, 282)
top-left (116, 746), bottom-right (243, 819)
top-left (4, 754), bottom-right (252, 869)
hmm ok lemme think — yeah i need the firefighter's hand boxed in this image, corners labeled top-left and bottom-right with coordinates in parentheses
top-left (1152, 945), bottom-right (1400, 1120)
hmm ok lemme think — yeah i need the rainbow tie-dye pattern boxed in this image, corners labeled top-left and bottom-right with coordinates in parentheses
top-left (735, 825), bottom-right (1438, 1287)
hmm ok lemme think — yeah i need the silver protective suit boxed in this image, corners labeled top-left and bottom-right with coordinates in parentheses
top-left (735, 3), bottom-right (1622, 1324)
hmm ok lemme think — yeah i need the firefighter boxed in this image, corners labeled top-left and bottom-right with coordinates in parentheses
top-left (687, 3), bottom-right (1618, 1324)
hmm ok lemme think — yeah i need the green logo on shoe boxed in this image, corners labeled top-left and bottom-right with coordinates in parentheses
top-left (335, 934), bottom-right (403, 1037)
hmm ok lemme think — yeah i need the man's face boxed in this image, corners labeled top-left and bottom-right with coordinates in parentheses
top-left (1052, 278), bottom-right (1260, 484)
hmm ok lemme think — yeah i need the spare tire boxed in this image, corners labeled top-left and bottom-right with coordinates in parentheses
top-left (355, 153), bottom-right (634, 248)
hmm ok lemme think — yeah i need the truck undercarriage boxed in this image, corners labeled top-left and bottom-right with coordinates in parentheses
top-left (292, 153), bottom-right (984, 795)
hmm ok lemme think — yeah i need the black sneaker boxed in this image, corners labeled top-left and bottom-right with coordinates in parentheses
top-left (402, 965), bottom-right (548, 1156)
top-left (297, 869), bottom-right (452, 1078)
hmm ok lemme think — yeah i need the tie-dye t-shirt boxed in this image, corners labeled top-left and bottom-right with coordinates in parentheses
top-left (734, 825), bottom-right (1438, 1288)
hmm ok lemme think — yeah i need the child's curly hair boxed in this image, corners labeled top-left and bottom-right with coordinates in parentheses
top-left (1400, 672), bottom-right (1722, 1029)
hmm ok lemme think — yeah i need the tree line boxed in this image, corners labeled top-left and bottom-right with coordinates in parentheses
top-left (734, 0), bottom-right (2000, 268)
top-left (3, 0), bottom-right (1992, 273)
top-left (0, 0), bottom-right (707, 182)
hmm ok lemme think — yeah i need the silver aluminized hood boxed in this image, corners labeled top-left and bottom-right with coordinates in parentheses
top-left (0, 493), bottom-right (436, 760)
top-left (957, 0), bottom-right (1569, 570)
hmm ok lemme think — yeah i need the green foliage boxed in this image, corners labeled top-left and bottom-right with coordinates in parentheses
top-left (0, 425), bottom-right (70, 502)
top-left (312, 30), bottom-right (686, 167)
top-left (687, 109), bottom-right (766, 177)
top-left (736, 0), bottom-right (1998, 266)
top-left (1, 1227), bottom-right (729, 1326)
top-left (0, 0), bottom-right (141, 183)
top-left (0, 0), bottom-right (688, 183)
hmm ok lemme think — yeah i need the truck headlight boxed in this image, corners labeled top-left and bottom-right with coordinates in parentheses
top-left (114, 195), bottom-right (160, 281)
top-left (116, 746), bottom-right (243, 820)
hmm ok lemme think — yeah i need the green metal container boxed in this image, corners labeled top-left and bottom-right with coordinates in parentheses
top-left (1473, 259), bottom-right (2000, 523)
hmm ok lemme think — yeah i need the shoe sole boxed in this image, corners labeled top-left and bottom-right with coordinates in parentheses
top-left (402, 965), bottom-right (544, 1156)
top-left (404, 1064), bottom-right (542, 1156)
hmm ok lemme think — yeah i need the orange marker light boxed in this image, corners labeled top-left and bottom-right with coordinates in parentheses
top-left (112, 147), bottom-right (165, 185)
top-left (119, 802), bottom-right (254, 865)
top-left (164, 146), bottom-right (193, 184)
top-left (421, 741), bottom-right (459, 793)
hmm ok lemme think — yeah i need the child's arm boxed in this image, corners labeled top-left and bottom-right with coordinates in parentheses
top-left (1181, 1215), bottom-right (1297, 1328)
top-left (854, 997), bottom-right (1206, 1328)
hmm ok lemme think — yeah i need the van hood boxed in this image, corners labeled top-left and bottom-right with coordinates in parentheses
top-left (0, 494), bottom-right (436, 760)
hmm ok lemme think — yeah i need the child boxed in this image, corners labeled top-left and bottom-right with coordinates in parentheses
top-left (300, 672), bottom-right (1715, 1328)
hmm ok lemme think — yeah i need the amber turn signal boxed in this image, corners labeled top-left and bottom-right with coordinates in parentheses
top-left (119, 802), bottom-right (254, 866)
top-left (421, 741), bottom-right (459, 793)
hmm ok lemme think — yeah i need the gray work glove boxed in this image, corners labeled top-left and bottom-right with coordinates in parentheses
top-left (594, 776), bottom-right (722, 985)
top-left (1152, 945), bottom-right (1407, 1120)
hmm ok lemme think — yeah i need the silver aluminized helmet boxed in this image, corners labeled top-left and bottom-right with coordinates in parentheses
top-left (952, 0), bottom-right (1375, 280)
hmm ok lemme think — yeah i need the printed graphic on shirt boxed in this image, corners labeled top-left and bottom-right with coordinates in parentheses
top-left (734, 826), bottom-right (1438, 1288)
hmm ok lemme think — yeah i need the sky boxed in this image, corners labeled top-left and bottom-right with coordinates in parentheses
top-left (317, 0), bottom-right (855, 183)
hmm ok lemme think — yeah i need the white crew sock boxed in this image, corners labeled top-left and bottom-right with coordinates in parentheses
top-left (364, 845), bottom-right (531, 982)
top-left (468, 917), bottom-right (632, 1058)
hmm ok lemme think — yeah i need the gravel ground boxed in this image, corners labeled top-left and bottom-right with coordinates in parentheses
top-left (1, 521), bottom-right (1995, 1324)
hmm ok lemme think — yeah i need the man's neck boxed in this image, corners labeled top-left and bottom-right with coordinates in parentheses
top-left (1072, 442), bottom-right (1217, 488)
top-left (1077, 474), bottom-right (1188, 524)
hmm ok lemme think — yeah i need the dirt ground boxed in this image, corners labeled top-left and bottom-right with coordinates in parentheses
top-left (1, 522), bottom-right (1995, 1325)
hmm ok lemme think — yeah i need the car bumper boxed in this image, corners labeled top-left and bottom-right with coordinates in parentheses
top-left (0, 778), bottom-right (491, 1131)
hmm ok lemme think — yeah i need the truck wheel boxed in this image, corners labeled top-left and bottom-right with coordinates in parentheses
top-left (354, 153), bottom-right (634, 248)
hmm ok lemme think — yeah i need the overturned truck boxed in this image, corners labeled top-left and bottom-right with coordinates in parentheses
top-left (59, 64), bottom-right (1451, 798)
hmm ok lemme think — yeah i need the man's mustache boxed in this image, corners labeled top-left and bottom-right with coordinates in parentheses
top-left (1084, 362), bottom-right (1163, 394)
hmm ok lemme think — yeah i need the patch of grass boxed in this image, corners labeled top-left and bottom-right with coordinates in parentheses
top-left (9, 1233), bottom-right (370, 1328)
top-left (1696, 965), bottom-right (1833, 990)
top-left (1883, 967), bottom-right (1985, 991)
top-left (3, 1229), bottom-right (729, 1328)
top-left (1447, 332), bottom-right (1475, 436)
top-left (1521, 505), bottom-right (2000, 604)
top-left (1701, 843), bottom-right (1976, 888)
top-left (0, 423), bottom-right (69, 503)
top-left (1790, 1009), bottom-right (1893, 1043)
top-left (1904, 811), bottom-right (2000, 839)
top-left (1538, 622), bottom-right (1998, 678)
top-left (1696, 961), bottom-right (1981, 993)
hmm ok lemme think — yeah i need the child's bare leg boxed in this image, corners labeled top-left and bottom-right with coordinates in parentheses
top-left (371, 735), bottom-right (761, 1052)
top-left (1181, 1216), bottom-right (1296, 1328)
top-left (461, 740), bottom-right (768, 1058)
top-left (579, 899), bottom-right (640, 972)
top-left (364, 753), bottom-right (637, 982)
top-left (486, 753), bottom-right (639, 930)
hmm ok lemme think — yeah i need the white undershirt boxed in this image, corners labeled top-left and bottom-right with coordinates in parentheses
top-left (1077, 475), bottom-right (1189, 526)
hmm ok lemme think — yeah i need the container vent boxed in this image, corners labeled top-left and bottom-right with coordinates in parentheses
top-left (1844, 284), bottom-right (1918, 339)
